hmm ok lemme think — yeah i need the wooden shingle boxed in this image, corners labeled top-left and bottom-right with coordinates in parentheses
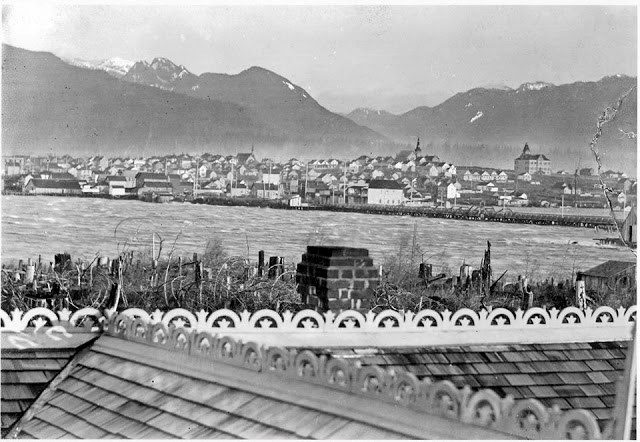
top-left (13, 338), bottom-right (442, 439)
top-left (320, 340), bottom-right (632, 432)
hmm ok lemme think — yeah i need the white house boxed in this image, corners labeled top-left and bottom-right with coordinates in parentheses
top-left (367, 180), bottom-right (405, 206)
top-left (229, 182), bottom-right (250, 197)
top-left (289, 194), bottom-right (303, 207)
top-left (496, 171), bottom-right (509, 183)
top-left (512, 192), bottom-right (529, 206)
top-left (120, 170), bottom-right (138, 189)
top-left (478, 182), bottom-right (498, 193)
top-left (446, 183), bottom-right (460, 200)
top-left (371, 169), bottom-right (385, 179)
top-left (517, 172), bottom-right (532, 182)
top-left (444, 164), bottom-right (457, 177)
top-left (260, 169), bottom-right (281, 185)
top-left (105, 176), bottom-right (127, 197)
top-left (252, 182), bottom-right (280, 199)
top-left (305, 170), bottom-right (320, 184)
top-left (81, 183), bottom-right (101, 194)
top-left (348, 160), bottom-right (363, 173)
top-left (109, 184), bottom-right (126, 197)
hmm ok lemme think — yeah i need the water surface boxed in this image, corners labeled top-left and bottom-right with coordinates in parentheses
top-left (1, 196), bottom-right (633, 281)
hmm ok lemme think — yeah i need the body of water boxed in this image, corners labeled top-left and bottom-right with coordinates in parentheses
top-left (1, 195), bottom-right (634, 281)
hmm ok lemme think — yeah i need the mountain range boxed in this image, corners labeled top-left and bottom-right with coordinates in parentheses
top-left (346, 77), bottom-right (637, 172)
top-left (2, 45), bottom-right (389, 159)
top-left (2, 45), bottom-right (637, 173)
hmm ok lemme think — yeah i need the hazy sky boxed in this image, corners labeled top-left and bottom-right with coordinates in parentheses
top-left (2, 4), bottom-right (637, 113)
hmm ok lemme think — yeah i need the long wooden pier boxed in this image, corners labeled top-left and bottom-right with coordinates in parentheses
top-left (193, 198), bottom-right (618, 229)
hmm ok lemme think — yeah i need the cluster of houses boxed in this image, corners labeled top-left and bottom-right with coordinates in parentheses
top-left (2, 142), bottom-right (634, 208)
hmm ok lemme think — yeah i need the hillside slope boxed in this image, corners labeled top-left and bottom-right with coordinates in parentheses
top-left (2, 45), bottom-right (391, 158)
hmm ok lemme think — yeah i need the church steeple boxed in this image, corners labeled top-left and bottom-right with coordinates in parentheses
top-left (415, 137), bottom-right (422, 155)
top-left (522, 142), bottom-right (530, 155)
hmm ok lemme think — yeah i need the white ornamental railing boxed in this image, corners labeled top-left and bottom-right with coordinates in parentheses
top-left (1, 305), bottom-right (635, 346)
top-left (0, 307), bottom-right (104, 332)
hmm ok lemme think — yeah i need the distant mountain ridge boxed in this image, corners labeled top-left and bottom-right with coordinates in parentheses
top-left (345, 75), bottom-right (637, 172)
top-left (3, 44), bottom-right (636, 172)
top-left (2, 45), bottom-right (391, 158)
top-left (2, 45), bottom-right (270, 157)
top-left (121, 59), bottom-right (388, 150)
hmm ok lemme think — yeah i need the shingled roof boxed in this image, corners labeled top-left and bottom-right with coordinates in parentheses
top-left (8, 331), bottom-right (511, 439)
top-left (27, 179), bottom-right (81, 190)
top-left (516, 153), bottom-right (550, 161)
top-left (368, 179), bottom-right (404, 189)
top-left (316, 341), bottom-right (634, 434)
top-left (0, 331), bottom-right (98, 437)
top-left (580, 260), bottom-right (636, 278)
top-left (1, 349), bottom-right (76, 436)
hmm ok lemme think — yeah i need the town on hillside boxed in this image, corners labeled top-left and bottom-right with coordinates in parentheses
top-left (2, 141), bottom-right (635, 210)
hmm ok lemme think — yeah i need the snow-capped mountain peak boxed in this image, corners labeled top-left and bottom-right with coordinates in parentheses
top-left (65, 57), bottom-right (135, 78)
top-left (96, 57), bottom-right (135, 76)
top-left (517, 81), bottom-right (554, 92)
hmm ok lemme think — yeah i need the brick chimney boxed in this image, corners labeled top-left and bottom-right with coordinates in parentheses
top-left (296, 246), bottom-right (379, 312)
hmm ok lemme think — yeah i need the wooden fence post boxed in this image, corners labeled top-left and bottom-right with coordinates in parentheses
top-left (178, 256), bottom-right (183, 294)
top-left (258, 251), bottom-right (265, 277)
top-left (575, 275), bottom-right (586, 310)
top-left (194, 253), bottom-right (201, 286)
top-left (24, 265), bottom-right (35, 284)
top-left (198, 262), bottom-right (204, 306)
top-left (278, 257), bottom-right (285, 278)
top-left (243, 259), bottom-right (250, 281)
top-left (268, 256), bottom-right (278, 279)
